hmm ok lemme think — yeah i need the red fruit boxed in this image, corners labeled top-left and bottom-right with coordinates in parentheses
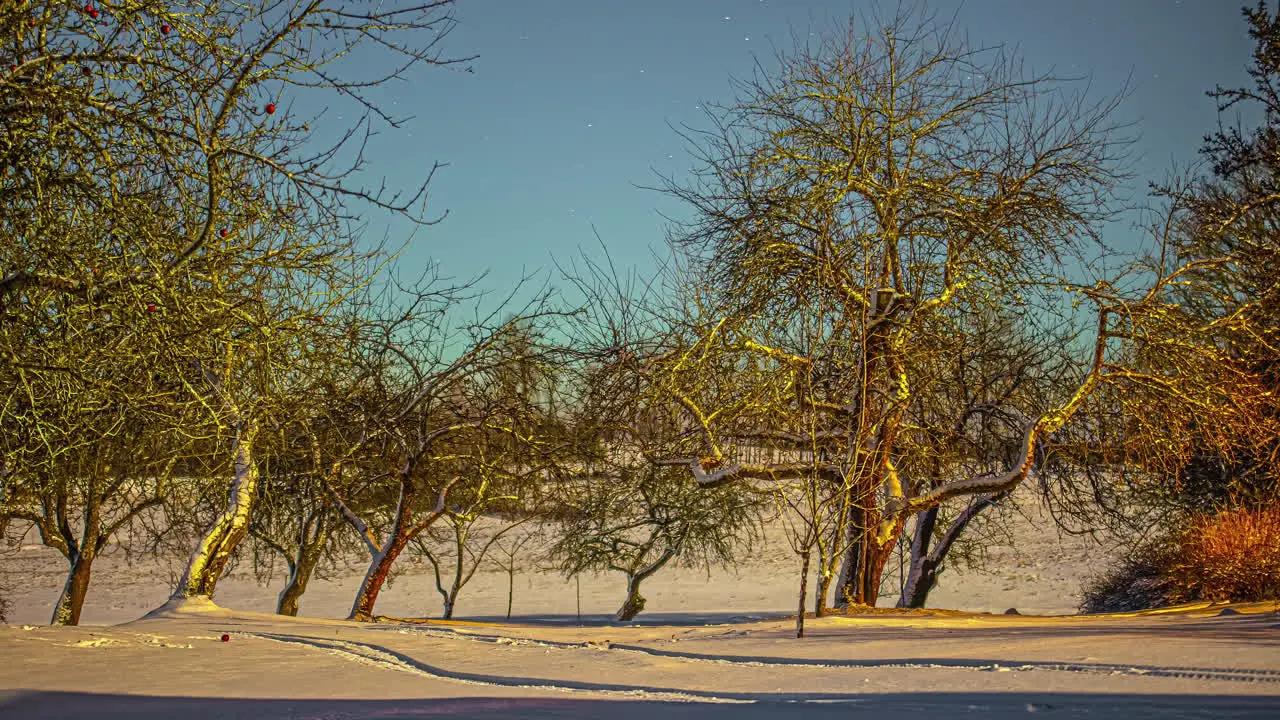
top-left (88, 7), bottom-right (99, 20)
top-left (147, 304), bottom-right (157, 313)
top-left (81, 66), bottom-right (90, 76)
top-left (219, 228), bottom-right (229, 237)
top-left (220, 634), bottom-right (230, 642)
top-left (161, 24), bottom-right (171, 35)
top-left (264, 103), bottom-right (276, 115)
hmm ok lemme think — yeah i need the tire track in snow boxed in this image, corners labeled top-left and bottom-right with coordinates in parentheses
top-left (240, 632), bottom-right (749, 704)
top-left (380, 625), bottom-right (1280, 685)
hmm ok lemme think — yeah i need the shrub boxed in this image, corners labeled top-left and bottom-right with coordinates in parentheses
top-left (1081, 504), bottom-right (1280, 613)
top-left (1080, 541), bottom-right (1180, 614)
top-left (1167, 505), bottom-right (1280, 603)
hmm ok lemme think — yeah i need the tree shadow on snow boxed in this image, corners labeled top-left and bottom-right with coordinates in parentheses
top-left (453, 610), bottom-right (789, 627)
top-left (2, 690), bottom-right (1278, 719)
top-left (788, 611), bottom-right (1280, 645)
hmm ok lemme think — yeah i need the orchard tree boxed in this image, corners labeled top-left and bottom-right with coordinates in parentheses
top-left (895, 308), bottom-right (1077, 608)
top-left (1158, 1), bottom-right (1280, 507)
top-left (1, 0), bottom-right (465, 304)
top-left (0, 182), bottom-right (209, 624)
top-left (551, 465), bottom-right (763, 623)
top-left (413, 324), bottom-right (564, 620)
top-left (642, 7), bottom-right (1271, 610)
top-left (548, 336), bottom-right (766, 623)
top-left (247, 410), bottom-right (347, 617)
top-left (0, 0), bottom-right (472, 611)
top-left (0, 378), bottom-right (186, 624)
top-left (327, 277), bottom-right (571, 622)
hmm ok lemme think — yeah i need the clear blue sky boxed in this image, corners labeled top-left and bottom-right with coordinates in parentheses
top-left (345, 0), bottom-right (1255, 299)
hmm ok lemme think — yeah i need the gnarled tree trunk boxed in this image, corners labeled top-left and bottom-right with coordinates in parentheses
top-left (616, 575), bottom-right (647, 622)
top-left (51, 545), bottom-right (97, 626)
top-left (349, 532), bottom-right (412, 621)
top-left (898, 492), bottom-right (1006, 608)
top-left (615, 549), bottom-right (674, 622)
top-left (171, 421), bottom-right (259, 601)
top-left (834, 501), bottom-right (906, 607)
top-left (898, 505), bottom-right (940, 608)
top-left (348, 475), bottom-right (450, 621)
top-left (276, 511), bottom-right (333, 616)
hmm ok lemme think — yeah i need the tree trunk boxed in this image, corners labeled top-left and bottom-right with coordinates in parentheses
top-left (349, 531), bottom-right (411, 621)
top-left (864, 516), bottom-right (905, 600)
top-left (616, 574), bottom-right (647, 621)
top-left (615, 549), bottom-right (674, 622)
top-left (898, 506), bottom-right (940, 608)
top-left (442, 529), bottom-right (464, 619)
top-left (276, 515), bottom-right (332, 616)
top-left (814, 569), bottom-right (830, 618)
top-left (51, 548), bottom-right (96, 626)
top-left (171, 422), bottom-right (259, 602)
top-left (834, 501), bottom-right (909, 608)
top-left (796, 549), bottom-right (811, 638)
top-left (506, 568), bottom-right (515, 620)
top-left (898, 493), bottom-right (1005, 608)
top-left (834, 503), bottom-right (875, 607)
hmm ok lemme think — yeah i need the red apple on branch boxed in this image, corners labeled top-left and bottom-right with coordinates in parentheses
top-left (265, 103), bottom-right (277, 115)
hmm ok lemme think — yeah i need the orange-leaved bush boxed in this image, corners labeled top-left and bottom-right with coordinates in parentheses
top-left (1167, 505), bottom-right (1280, 603)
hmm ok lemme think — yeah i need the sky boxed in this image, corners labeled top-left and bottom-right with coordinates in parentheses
top-left (341, 0), bottom-right (1258, 302)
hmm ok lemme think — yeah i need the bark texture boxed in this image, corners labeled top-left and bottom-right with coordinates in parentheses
top-left (171, 422), bottom-right (260, 601)
top-left (275, 512), bottom-right (333, 616)
top-left (898, 492), bottom-right (1006, 608)
top-left (614, 549), bottom-right (673, 622)
top-left (349, 532), bottom-right (411, 621)
top-left (51, 547), bottom-right (96, 626)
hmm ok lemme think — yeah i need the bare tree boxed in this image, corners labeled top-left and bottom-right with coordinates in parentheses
top-left (551, 462), bottom-right (764, 622)
top-left (1, 1), bottom-right (473, 613)
top-left (0, 401), bottom-right (182, 624)
top-left (247, 424), bottom-right (344, 617)
top-left (895, 308), bottom-right (1076, 608)
top-left (640, 7), bottom-right (1269, 612)
top-left (415, 513), bottom-right (530, 621)
top-left (491, 529), bottom-right (538, 620)
top-left (412, 325), bottom-right (565, 620)
top-left (325, 276), bottom-right (571, 622)
top-left (547, 336), bottom-right (766, 622)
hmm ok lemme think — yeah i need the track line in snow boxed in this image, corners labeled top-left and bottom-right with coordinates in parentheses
top-left (240, 632), bottom-right (750, 704)
top-left (377, 625), bottom-right (1280, 685)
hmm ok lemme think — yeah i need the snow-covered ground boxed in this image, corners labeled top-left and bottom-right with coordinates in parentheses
top-left (1, 599), bottom-right (1278, 718)
top-left (2, 491), bottom-right (1277, 718)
